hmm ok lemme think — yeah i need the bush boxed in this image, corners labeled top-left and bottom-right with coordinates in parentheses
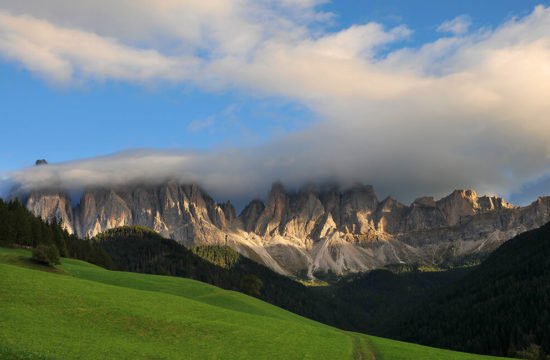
top-left (32, 244), bottom-right (60, 266)
top-left (517, 344), bottom-right (550, 360)
top-left (240, 274), bottom-right (263, 297)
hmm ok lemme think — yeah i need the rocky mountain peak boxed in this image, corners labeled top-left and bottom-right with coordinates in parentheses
top-left (220, 201), bottom-right (237, 223)
top-left (446, 189), bottom-right (478, 201)
top-left (255, 182), bottom-right (289, 235)
top-left (477, 195), bottom-right (514, 211)
top-left (341, 183), bottom-right (378, 212)
top-left (16, 180), bottom-right (550, 277)
top-left (375, 196), bottom-right (406, 233)
top-left (378, 196), bottom-right (403, 210)
top-left (436, 189), bottom-right (480, 226)
top-left (239, 199), bottom-right (266, 232)
top-left (266, 182), bottom-right (289, 209)
top-left (412, 196), bottom-right (436, 207)
top-left (25, 190), bottom-right (74, 233)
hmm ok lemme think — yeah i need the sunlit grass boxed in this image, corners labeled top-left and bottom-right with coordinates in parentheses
top-left (0, 247), bottom-right (512, 360)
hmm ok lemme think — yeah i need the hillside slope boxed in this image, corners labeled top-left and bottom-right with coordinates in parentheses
top-left (0, 247), bottom-right (508, 360)
top-left (94, 226), bottom-right (352, 328)
top-left (392, 221), bottom-right (550, 357)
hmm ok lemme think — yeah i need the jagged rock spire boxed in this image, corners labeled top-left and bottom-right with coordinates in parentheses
top-left (15, 180), bottom-right (550, 277)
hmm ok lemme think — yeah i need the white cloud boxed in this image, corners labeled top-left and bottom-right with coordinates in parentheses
top-left (2, 3), bottom-right (550, 203)
top-left (187, 116), bottom-right (216, 132)
top-left (0, 10), bottom-right (197, 84)
top-left (437, 15), bottom-right (472, 35)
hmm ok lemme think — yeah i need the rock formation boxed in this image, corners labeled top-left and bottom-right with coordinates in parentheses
top-left (13, 181), bottom-right (550, 278)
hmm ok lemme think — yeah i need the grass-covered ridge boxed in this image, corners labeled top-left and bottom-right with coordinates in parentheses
top-left (0, 247), bottom-right (510, 360)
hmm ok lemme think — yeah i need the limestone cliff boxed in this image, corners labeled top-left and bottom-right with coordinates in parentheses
top-left (17, 181), bottom-right (550, 277)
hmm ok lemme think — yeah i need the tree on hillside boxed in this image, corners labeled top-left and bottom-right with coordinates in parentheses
top-left (240, 274), bottom-right (263, 297)
top-left (50, 218), bottom-right (68, 256)
top-left (32, 244), bottom-right (60, 266)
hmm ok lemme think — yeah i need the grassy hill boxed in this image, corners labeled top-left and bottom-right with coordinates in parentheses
top-left (94, 226), bottom-right (354, 329)
top-left (0, 247), bottom-right (510, 360)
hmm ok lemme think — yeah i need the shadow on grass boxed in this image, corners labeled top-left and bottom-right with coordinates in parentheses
top-left (0, 251), bottom-right (69, 276)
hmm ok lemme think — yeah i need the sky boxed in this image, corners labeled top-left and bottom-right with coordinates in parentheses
top-left (1, 0), bottom-right (550, 206)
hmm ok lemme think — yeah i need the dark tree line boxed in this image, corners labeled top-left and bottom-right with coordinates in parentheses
top-left (0, 198), bottom-right (112, 268)
top-left (329, 266), bottom-right (472, 335)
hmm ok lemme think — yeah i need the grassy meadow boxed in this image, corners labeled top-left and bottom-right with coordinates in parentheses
top-left (0, 247), bottom-right (511, 359)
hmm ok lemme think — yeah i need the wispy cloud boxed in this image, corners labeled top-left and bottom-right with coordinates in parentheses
top-left (2, 2), bottom-right (550, 203)
top-left (437, 15), bottom-right (472, 35)
top-left (187, 116), bottom-right (216, 132)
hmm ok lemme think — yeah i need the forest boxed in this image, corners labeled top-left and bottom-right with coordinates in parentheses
top-left (0, 199), bottom-right (112, 268)
top-left (390, 222), bottom-right (550, 358)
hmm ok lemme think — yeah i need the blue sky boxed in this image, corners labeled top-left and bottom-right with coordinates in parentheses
top-left (1, 60), bottom-right (321, 170)
top-left (1, 0), bottom-right (550, 204)
top-left (0, 64), bottom-right (314, 171)
top-left (325, 0), bottom-right (543, 33)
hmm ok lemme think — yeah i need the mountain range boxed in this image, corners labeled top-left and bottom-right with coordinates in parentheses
top-left (13, 180), bottom-right (550, 277)
top-left (3, 189), bottom-right (549, 358)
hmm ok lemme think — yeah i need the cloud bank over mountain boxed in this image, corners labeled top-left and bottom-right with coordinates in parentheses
top-left (1, 2), bottom-right (550, 203)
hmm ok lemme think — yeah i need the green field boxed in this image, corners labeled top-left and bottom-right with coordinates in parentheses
top-left (0, 247), bottom-right (511, 359)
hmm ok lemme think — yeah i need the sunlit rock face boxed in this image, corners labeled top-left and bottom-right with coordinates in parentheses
top-left (25, 191), bottom-right (75, 234)
top-left (15, 181), bottom-right (550, 278)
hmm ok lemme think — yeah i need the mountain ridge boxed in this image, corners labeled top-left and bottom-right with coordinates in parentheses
top-left (11, 180), bottom-right (550, 277)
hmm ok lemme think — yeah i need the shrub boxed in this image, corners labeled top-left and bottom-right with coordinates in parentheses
top-left (240, 274), bottom-right (263, 297)
top-left (516, 344), bottom-right (550, 360)
top-left (32, 244), bottom-right (60, 266)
